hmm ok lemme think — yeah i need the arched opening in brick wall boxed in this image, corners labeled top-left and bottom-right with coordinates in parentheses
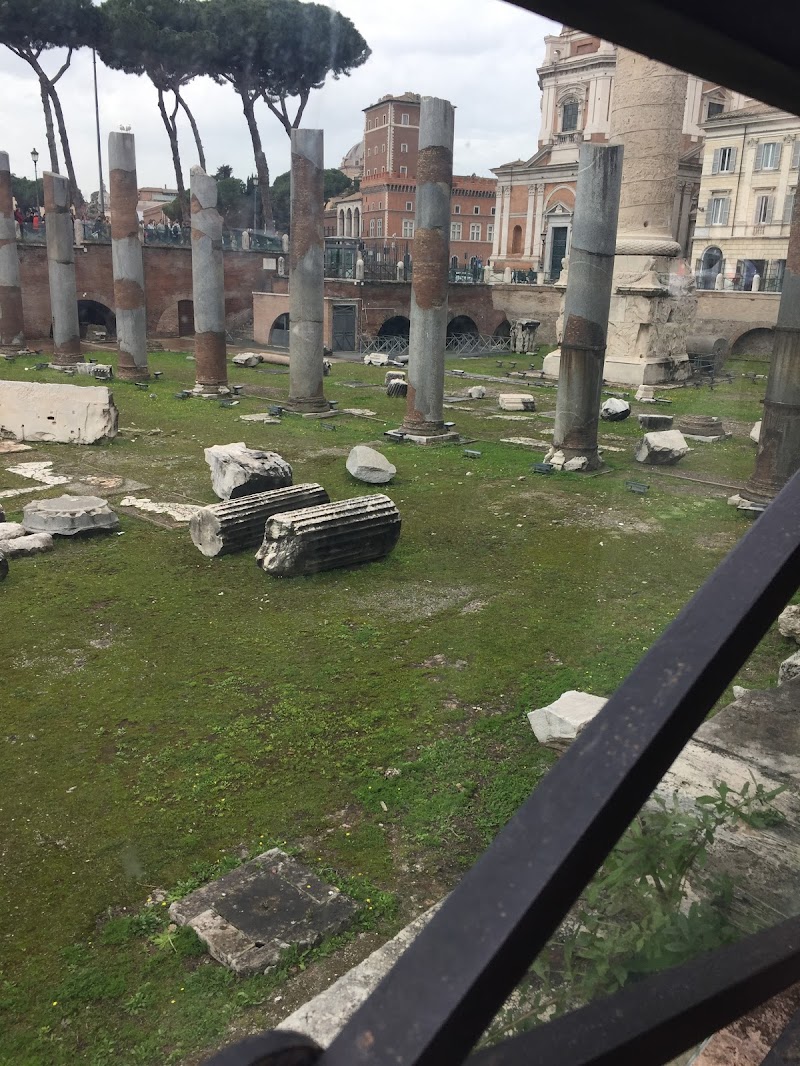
top-left (269, 312), bottom-right (290, 349)
top-left (77, 300), bottom-right (116, 340)
top-left (493, 319), bottom-right (511, 340)
top-left (178, 300), bottom-right (194, 336)
top-left (511, 225), bottom-right (523, 255)
top-left (377, 315), bottom-right (410, 339)
top-left (731, 327), bottom-right (775, 359)
top-left (447, 315), bottom-right (479, 340)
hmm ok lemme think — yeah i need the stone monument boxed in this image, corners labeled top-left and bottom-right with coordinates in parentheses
top-left (399, 96), bottom-right (458, 442)
top-left (109, 132), bottom-right (149, 381)
top-left (190, 166), bottom-right (228, 394)
top-left (44, 172), bottom-right (82, 365)
top-left (0, 151), bottom-right (24, 347)
top-left (286, 129), bottom-right (329, 413)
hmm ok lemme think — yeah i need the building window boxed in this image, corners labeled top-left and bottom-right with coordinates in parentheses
top-left (511, 225), bottom-right (523, 254)
top-left (369, 219), bottom-right (375, 237)
top-left (706, 100), bottom-right (725, 119)
top-left (400, 143), bottom-right (408, 153)
top-left (454, 204), bottom-right (461, 214)
top-left (367, 147), bottom-right (371, 157)
top-left (755, 142), bottom-right (781, 170)
top-left (561, 99), bottom-right (579, 132)
top-left (405, 201), bottom-right (413, 210)
top-left (367, 119), bottom-right (371, 130)
top-left (792, 141), bottom-right (800, 169)
top-left (708, 196), bottom-right (730, 225)
top-left (711, 146), bottom-right (737, 174)
top-left (784, 188), bottom-right (796, 224)
top-left (401, 113), bottom-right (409, 125)
top-left (383, 114), bottom-right (387, 124)
top-left (754, 194), bottom-right (774, 224)
top-left (470, 223), bottom-right (481, 240)
top-left (381, 143), bottom-right (386, 153)
top-left (487, 223), bottom-right (494, 242)
top-left (451, 221), bottom-right (462, 240)
top-left (366, 170), bottom-right (370, 177)
top-left (402, 219), bottom-right (414, 238)
top-left (473, 205), bottom-right (480, 215)
top-left (381, 166), bottom-right (386, 173)
top-left (376, 219), bottom-right (383, 237)
top-left (378, 201), bottom-right (382, 210)
top-left (491, 206), bottom-right (496, 215)
top-left (399, 166), bottom-right (408, 175)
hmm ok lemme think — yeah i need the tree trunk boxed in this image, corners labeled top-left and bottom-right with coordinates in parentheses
top-left (240, 93), bottom-right (274, 233)
top-left (177, 94), bottom-right (206, 171)
top-left (48, 83), bottom-right (83, 208)
top-left (39, 78), bottom-right (60, 173)
top-left (157, 88), bottom-right (186, 223)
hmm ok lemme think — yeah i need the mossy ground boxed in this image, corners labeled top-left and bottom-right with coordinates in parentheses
top-left (0, 348), bottom-right (786, 1064)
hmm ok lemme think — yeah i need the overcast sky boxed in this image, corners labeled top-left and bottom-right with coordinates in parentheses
top-left (0, 0), bottom-right (559, 199)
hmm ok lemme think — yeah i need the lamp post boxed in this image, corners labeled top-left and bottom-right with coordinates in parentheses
top-left (31, 148), bottom-right (39, 216)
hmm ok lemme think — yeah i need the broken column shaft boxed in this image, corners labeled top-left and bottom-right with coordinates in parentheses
top-left (745, 189), bottom-right (800, 502)
top-left (551, 143), bottom-right (623, 470)
top-left (109, 132), bottom-right (149, 381)
top-left (0, 151), bottom-right (24, 346)
top-left (287, 129), bottom-right (328, 412)
top-left (256, 495), bottom-right (401, 576)
top-left (190, 166), bottom-right (228, 393)
top-left (189, 483), bottom-right (330, 558)
top-left (44, 172), bottom-right (82, 365)
top-left (400, 97), bottom-right (455, 438)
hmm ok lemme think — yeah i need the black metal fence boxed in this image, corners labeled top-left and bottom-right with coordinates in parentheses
top-left (15, 222), bottom-right (283, 253)
top-left (204, 473), bottom-right (800, 1066)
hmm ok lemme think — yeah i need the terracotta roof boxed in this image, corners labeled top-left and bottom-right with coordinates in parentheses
top-left (705, 101), bottom-right (784, 121)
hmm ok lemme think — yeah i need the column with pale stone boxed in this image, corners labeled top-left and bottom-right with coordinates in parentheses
top-left (44, 172), bottom-right (82, 365)
top-left (109, 132), bottom-right (148, 381)
top-left (190, 166), bottom-right (228, 394)
top-left (287, 129), bottom-right (328, 412)
top-left (0, 151), bottom-right (24, 347)
top-left (399, 97), bottom-right (457, 441)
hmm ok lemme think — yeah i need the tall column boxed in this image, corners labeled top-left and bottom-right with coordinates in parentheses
top-left (287, 129), bottom-right (328, 413)
top-left (109, 132), bottom-right (148, 381)
top-left (190, 166), bottom-right (228, 394)
top-left (44, 172), bottom-right (82, 365)
top-left (490, 188), bottom-right (502, 259)
top-left (601, 48), bottom-right (694, 385)
top-left (744, 190), bottom-right (800, 503)
top-left (549, 144), bottom-right (624, 471)
top-left (0, 151), bottom-right (24, 347)
top-left (399, 97), bottom-right (456, 440)
top-left (499, 186), bottom-right (510, 257)
top-left (533, 183), bottom-right (545, 271)
top-left (524, 184), bottom-right (536, 257)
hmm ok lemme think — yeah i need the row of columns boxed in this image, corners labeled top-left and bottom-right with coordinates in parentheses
top-left (336, 207), bottom-right (361, 238)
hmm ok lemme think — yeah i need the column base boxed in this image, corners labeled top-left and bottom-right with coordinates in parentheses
top-left (193, 383), bottom-right (232, 398)
top-left (542, 348), bottom-right (690, 386)
top-left (284, 396), bottom-right (331, 414)
top-left (117, 364), bottom-right (150, 383)
top-left (396, 427), bottom-right (460, 446)
top-left (545, 445), bottom-right (602, 472)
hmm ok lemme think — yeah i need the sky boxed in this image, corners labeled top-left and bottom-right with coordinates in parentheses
top-left (0, 0), bottom-right (560, 199)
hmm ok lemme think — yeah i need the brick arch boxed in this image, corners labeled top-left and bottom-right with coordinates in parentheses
top-left (730, 325), bottom-right (775, 357)
top-left (77, 287), bottom-right (115, 312)
top-left (154, 292), bottom-right (194, 337)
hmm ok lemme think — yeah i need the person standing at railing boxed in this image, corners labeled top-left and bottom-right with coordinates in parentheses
top-left (14, 206), bottom-right (23, 239)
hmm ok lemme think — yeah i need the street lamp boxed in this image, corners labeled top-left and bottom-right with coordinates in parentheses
top-left (30, 148), bottom-right (39, 216)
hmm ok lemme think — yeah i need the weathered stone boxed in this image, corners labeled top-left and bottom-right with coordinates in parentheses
top-left (546, 449), bottom-right (566, 470)
top-left (0, 151), bottom-right (24, 346)
top-left (637, 413), bottom-right (674, 431)
top-left (204, 442), bottom-right (292, 500)
top-left (256, 495), bottom-right (401, 576)
top-left (169, 849), bottom-right (358, 976)
top-left (467, 386), bottom-right (486, 399)
top-left (44, 172), bottom-right (82, 365)
top-left (119, 497), bottom-right (200, 522)
top-left (232, 353), bottom-right (262, 368)
top-left (346, 446), bottom-right (396, 485)
top-left (22, 494), bottom-right (120, 536)
top-left (563, 456), bottom-right (589, 471)
top-left (676, 414), bottom-right (728, 441)
top-left (635, 385), bottom-right (655, 401)
top-left (191, 167), bottom-right (228, 393)
top-left (498, 393), bottom-right (536, 412)
top-left (728, 494), bottom-right (746, 507)
top-left (750, 420), bottom-right (762, 444)
top-left (600, 397), bottom-right (631, 421)
top-left (189, 484), bottom-right (329, 558)
top-left (0, 531), bottom-right (53, 556)
top-left (635, 430), bottom-right (689, 465)
top-left (363, 353), bottom-right (389, 366)
top-left (386, 379), bottom-right (408, 398)
top-left (385, 371), bottom-right (406, 385)
top-left (0, 381), bottom-right (118, 444)
top-left (527, 690), bottom-right (608, 748)
top-left (0, 521), bottom-right (26, 540)
top-left (0, 551), bottom-right (7, 579)
top-left (732, 685), bottom-right (750, 699)
top-left (109, 132), bottom-right (149, 381)
top-left (778, 652), bottom-right (800, 686)
top-left (6, 461), bottom-right (70, 487)
top-left (778, 605), bottom-right (800, 643)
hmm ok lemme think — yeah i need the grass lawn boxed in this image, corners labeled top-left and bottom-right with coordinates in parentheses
top-left (0, 349), bottom-right (787, 1064)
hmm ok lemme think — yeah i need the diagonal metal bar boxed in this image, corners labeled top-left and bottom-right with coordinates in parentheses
top-left (320, 471), bottom-right (800, 1066)
top-left (464, 915), bottom-right (800, 1066)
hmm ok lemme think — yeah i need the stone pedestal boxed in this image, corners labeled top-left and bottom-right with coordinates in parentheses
top-left (287, 129), bottom-right (329, 412)
top-left (0, 151), bottom-right (24, 347)
top-left (109, 132), bottom-right (149, 381)
top-left (400, 97), bottom-right (455, 438)
top-left (44, 172), bottom-right (82, 365)
top-left (190, 167), bottom-right (228, 394)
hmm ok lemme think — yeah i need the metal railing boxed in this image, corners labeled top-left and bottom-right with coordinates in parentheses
top-left (15, 222), bottom-right (282, 253)
top-left (204, 472), bottom-right (800, 1066)
top-left (360, 332), bottom-right (512, 357)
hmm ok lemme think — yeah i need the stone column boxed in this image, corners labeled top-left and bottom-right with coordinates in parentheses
top-left (287, 129), bottom-right (328, 413)
top-left (524, 185), bottom-right (536, 257)
top-left (499, 186), bottom-right (510, 257)
top-left (744, 190), bottom-right (800, 503)
top-left (190, 166), bottom-right (228, 394)
top-left (44, 172), bottom-right (82, 365)
top-left (0, 151), bottom-right (24, 347)
top-left (109, 132), bottom-right (148, 381)
top-left (533, 183), bottom-right (545, 271)
top-left (548, 144), bottom-right (624, 471)
top-left (399, 97), bottom-right (456, 441)
top-left (601, 48), bottom-right (694, 385)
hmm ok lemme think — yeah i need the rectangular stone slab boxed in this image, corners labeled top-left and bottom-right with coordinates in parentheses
top-left (0, 381), bottom-right (119, 444)
top-left (169, 849), bottom-right (358, 975)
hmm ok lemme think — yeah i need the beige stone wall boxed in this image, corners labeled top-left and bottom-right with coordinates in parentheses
top-left (253, 291), bottom-right (291, 346)
top-left (489, 283), bottom-right (562, 345)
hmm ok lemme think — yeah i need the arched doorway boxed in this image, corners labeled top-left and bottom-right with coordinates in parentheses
top-left (353, 207), bottom-right (360, 238)
top-left (731, 327), bottom-right (774, 358)
top-left (77, 300), bottom-right (116, 340)
top-left (346, 208), bottom-right (353, 237)
top-left (377, 315), bottom-right (410, 339)
top-left (269, 312), bottom-right (290, 348)
top-left (447, 315), bottom-right (479, 340)
top-left (511, 225), bottom-right (523, 254)
top-left (493, 319), bottom-right (511, 340)
top-left (178, 300), bottom-right (194, 336)
top-left (699, 246), bottom-right (724, 289)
